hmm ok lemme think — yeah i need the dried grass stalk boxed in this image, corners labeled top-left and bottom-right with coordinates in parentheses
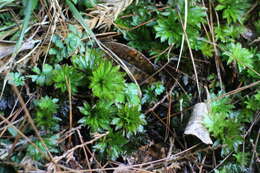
top-left (89, 0), bottom-right (136, 30)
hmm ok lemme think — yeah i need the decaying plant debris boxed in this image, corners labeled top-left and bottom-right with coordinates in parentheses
top-left (0, 0), bottom-right (259, 172)
top-left (184, 102), bottom-right (213, 145)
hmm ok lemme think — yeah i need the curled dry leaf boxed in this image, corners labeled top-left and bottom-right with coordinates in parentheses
top-left (113, 164), bottom-right (137, 173)
top-left (0, 40), bottom-right (37, 59)
top-left (184, 102), bottom-right (213, 145)
top-left (103, 42), bottom-right (156, 73)
top-left (102, 41), bottom-right (157, 83)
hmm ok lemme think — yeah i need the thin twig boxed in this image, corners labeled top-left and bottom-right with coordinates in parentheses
top-left (76, 129), bottom-right (92, 171)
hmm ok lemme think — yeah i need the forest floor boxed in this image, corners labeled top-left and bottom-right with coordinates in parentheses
top-left (0, 0), bottom-right (259, 172)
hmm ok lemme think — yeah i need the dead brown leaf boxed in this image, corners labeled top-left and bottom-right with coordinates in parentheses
top-left (184, 102), bottom-right (213, 145)
top-left (0, 40), bottom-right (37, 59)
top-left (103, 41), bottom-right (157, 83)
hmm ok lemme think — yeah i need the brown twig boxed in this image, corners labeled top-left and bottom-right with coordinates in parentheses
top-left (50, 132), bottom-right (108, 167)
top-left (65, 77), bottom-right (73, 144)
top-left (165, 85), bottom-right (175, 140)
top-left (0, 114), bottom-right (47, 161)
top-left (215, 80), bottom-right (260, 100)
top-left (76, 129), bottom-right (92, 171)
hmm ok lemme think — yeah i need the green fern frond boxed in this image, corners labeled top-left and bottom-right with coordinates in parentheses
top-left (204, 95), bottom-right (243, 152)
top-left (216, 0), bottom-right (251, 24)
top-left (223, 43), bottom-right (253, 72)
top-left (154, 4), bottom-right (206, 47)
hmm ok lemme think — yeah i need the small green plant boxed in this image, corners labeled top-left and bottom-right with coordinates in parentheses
top-left (115, 1), bottom-right (156, 51)
top-left (215, 0), bottom-right (250, 24)
top-left (202, 92), bottom-right (259, 173)
top-left (93, 132), bottom-right (128, 160)
top-left (215, 25), bottom-right (245, 43)
top-left (52, 64), bottom-right (84, 94)
top-left (233, 152), bottom-right (250, 167)
top-left (200, 42), bottom-right (214, 57)
top-left (26, 135), bottom-right (59, 161)
top-left (223, 43), bottom-right (253, 72)
top-left (6, 72), bottom-right (25, 86)
top-left (239, 90), bottom-right (260, 123)
top-left (244, 52), bottom-right (260, 79)
top-left (124, 83), bottom-right (141, 107)
top-left (142, 82), bottom-right (165, 105)
top-left (204, 95), bottom-right (243, 153)
top-left (72, 48), bottom-right (103, 72)
top-left (49, 24), bottom-right (85, 63)
top-left (154, 3), bottom-right (206, 48)
top-left (78, 94), bottom-right (145, 159)
top-left (34, 96), bottom-right (60, 130)
top-left (40, 23), bottom-right (147, 160)
top-left (48, 35), bottom-right (67, 62)
top-left (245, 91), bottom-right (260, 111)
top-left (204, 90), bottom-right (259, 172)
top-left (78, 101), bottom-right (115, 132)
top-left (90, 59), bottom-right (125, 102)
top-left (64, 26), bottom-right (83, 54)
top-left (29, 64), bottom-right (53, 86)
top-left (112, 104), bottom-right (145, 137)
